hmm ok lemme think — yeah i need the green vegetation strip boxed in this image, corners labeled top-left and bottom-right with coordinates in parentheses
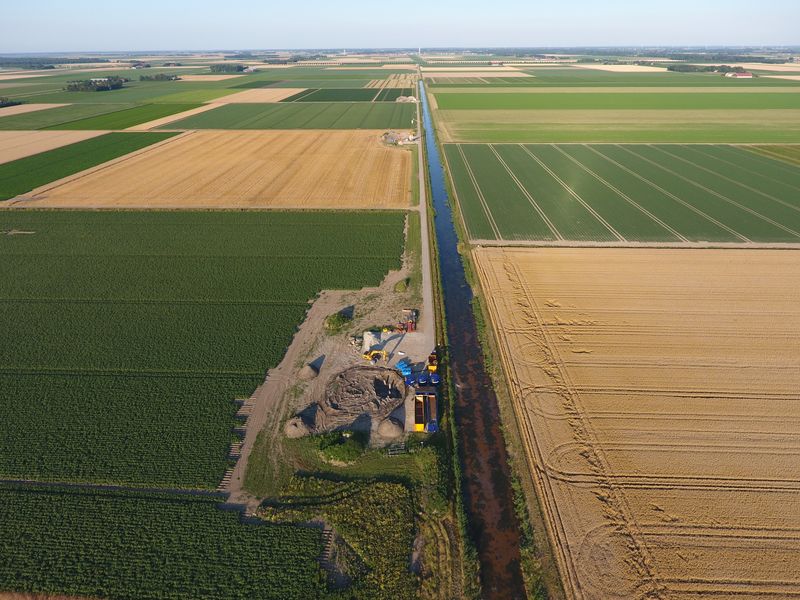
top-left (444, 143), bottom-right (800, 243)
top-left (0, 484), bottom-right (325, 599)
top-left (261, 476), bottom-right (417, 598)
top-left (293, 88), bottom-right (380, 102)
top-left (0, 103), bottom-right (133, 130)
top-left (0, 211), bottom-right (404, 487)
top-left (44, 103), bottom-right (200, 130)
top-left (435, 92), bottom-right (800, 110)
top-left (165, 102), bottom-right (416, 129)
top-left (0, 132), bottom-right (175, 200)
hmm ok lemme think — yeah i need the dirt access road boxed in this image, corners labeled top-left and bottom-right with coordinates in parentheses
top-left (224, 106), bottom-right (435, 510)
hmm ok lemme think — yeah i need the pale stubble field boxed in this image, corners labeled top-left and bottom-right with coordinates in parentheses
top-left (474, 247), bottom-right (800, 600)
top-left (17, 130), bottom-right (411, 209)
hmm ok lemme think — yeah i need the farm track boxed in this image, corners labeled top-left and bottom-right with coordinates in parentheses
top-left (474, 247), bottom-right (800, 599)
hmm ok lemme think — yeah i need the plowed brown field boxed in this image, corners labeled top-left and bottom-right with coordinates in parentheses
top-left (20, 130), bottom-right (411, 209)
top-left (474, 247), bottom-right (800, 600)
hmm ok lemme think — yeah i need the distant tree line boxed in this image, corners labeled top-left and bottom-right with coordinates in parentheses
top-left (0, 57), bottom-right (110, 70)
top-left (139, 73), bottom-right (181, 81)
top-left (667, 64), bottom-right (748, 74)
top-left (209, 63), bottom-right (245, 73)
top-left (64, 76), bottom-right (128, 92)
top-left (0, 97), bottom-right (22, 108)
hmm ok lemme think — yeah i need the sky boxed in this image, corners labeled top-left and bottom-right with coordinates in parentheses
top-left (1, 0), bottom-right (798, 53)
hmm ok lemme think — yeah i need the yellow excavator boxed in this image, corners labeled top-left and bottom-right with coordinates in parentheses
top-left (363, 349), bottom-right (388, 364)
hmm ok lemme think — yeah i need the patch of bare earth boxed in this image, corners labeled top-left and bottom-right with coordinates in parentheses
top-left (474, 247), bottom-right (800, 600)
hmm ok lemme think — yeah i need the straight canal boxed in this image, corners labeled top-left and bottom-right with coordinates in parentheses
top-left (418, 81), bottom-right (527, 599)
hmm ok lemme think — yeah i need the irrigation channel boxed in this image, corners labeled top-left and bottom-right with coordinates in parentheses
top-left (419, 81), bottom-right (526, 599)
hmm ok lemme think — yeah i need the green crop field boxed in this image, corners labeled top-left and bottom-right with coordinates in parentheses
top-left (0, 103), bottom-right (134, 130)
top-left (44, 103), bottom-right (200, 129)
top-left (165, 102), bottom-right (415, 129)
top-left (749, 144), bottom-right (800, 166)
top-left (0, 484), bottom-right (326, 599)
top-left (434, 91), bottom-right (800, 110)
top-left (0, 132), bottom-right (175, 200)
top-left (285, 88), bottom-right (380, 102)
top-left (375, 88), bottom-right (414, 101)
top-left (428, 68), bottom-right (800, 87)
top-left (0, 210), bottom-right (405, 487)
top-left (444, 143), bottom-right (800, 243)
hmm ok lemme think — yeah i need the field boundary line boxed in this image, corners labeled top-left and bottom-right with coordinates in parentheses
top-left (585, 145), bottom-right (750, 243)
top-left (657, 145), bottom-right (800, 211)
top-left (487, 144), bottom-right (563, 240)
top-left (456, 144), bottom-right (503, 240)
top-left (619, 145), bottom-right (800, 240)
top-left (518, 144), bottom-right (625, 242)
top-left (12, 131), bottom-right (194, 202)
top-left (552, 145), bottom-right (688, 242)
top-left (470, 239), bottom-right (799, 249)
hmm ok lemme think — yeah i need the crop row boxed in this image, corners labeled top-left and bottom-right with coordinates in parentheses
top-left (444, 143), bottom-right (800, 242)
top-left (0, 484), bottom-right (325, 599)
top-left (0, 211), bottom-right (406, 487)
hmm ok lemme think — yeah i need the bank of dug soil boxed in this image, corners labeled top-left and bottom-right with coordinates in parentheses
top-left (474, 247), bottom-right (800, 599)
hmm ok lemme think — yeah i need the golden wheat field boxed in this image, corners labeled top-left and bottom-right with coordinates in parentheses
top-left (19, 130), bottom-right (412, 209)
top-left (474, 247), bottom-right (800, 600)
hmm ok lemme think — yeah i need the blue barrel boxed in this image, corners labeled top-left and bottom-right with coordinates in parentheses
top-left (405, 375), bottom-right (416, 386)
top-left (417, 372), bottom-right (428, 385)
top-left (430, 373), bottom-right (440, 385)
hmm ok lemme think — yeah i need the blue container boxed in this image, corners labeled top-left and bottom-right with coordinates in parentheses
top-left (417, 372), bottom-right (428, 386)
top-left (430, 373), bottom-right (440, 385)
top-left (405, 375), bottom-right (416, 386)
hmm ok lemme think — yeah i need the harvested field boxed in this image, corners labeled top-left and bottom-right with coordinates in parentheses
top-left (19, 130), bottom-right (411, 209)
top-left (0, 103), bottom-right (67, 117)
top-left (474, 247), bottom-right (800, 600)
top-left (572, 64), bottom-right (668, 72)
top-left (0, 131), bottom-right (106, 164)
top-left (444, 143), bottom-right (800, 243)
top-left (178, 74), bottom-right (244, 81)
top-left (211, 88), bottom-right (307, 103)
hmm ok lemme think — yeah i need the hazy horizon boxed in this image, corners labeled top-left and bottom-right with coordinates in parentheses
top-left (2, 0), bottom-right (798, 54)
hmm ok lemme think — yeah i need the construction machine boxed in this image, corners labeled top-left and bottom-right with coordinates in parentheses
top-left (362, 349), bottom-right (388, 364)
